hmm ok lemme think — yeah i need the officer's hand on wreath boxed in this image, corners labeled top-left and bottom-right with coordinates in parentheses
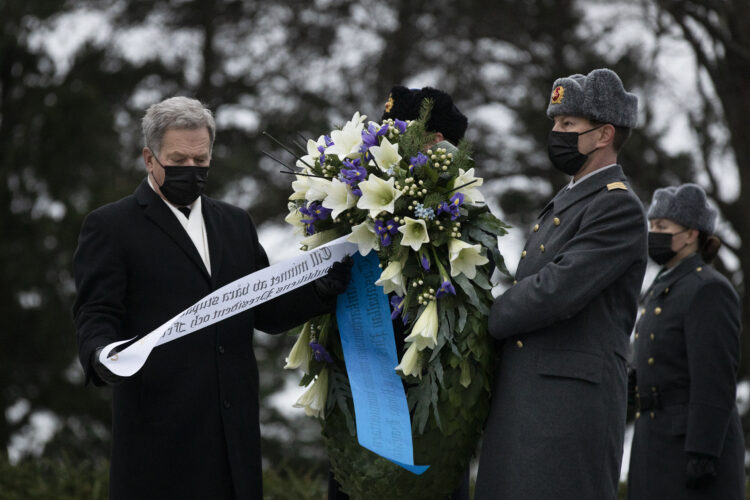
top-left (685, 453), bottom-right (717, 489)
top-left (314, 256), bottom-right (353, 299)
top-left (92, 346), bottom-right (126, 385)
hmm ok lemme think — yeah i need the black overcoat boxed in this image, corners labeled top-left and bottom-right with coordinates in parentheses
top-left (73, 180), bottom-right (331, 499)
top-left (628, 253), bottom-right (745, 499)
top-left (475, 166), bottom-right (647, 500)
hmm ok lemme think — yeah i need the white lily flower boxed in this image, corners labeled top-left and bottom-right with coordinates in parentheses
top-left (454, 168), bottom-right (485, 204)
top-left (289, 171), bottom-right (312, 201)
top-left (322, 178), bottom-right (357, 219)
top-left (347, 221), bottom-right (379, 256)
top-left (300, 229), bottom-right (339, 249)
top-left (405, 300), bottom-right (439, 350)
top-left (395, 342), bottom-right (422, 378)
top-left (304, 176), bottom-right (331, 203)
top-left (375, 255), bottom-right (407, 297)
top-left (284, 322), bottom-right (311, 372)
top-left (295, 136), bottom-right (327, 170)
top-left (448, 238), bottom-right (489, 279)
top-left (325, 113), bottom-right (366, 159)
top-left (357, 174), bottom-right (403, 218)
top-left (369, 136), bottom-right (402, 173)
top-left (284, 205), bottom-right (307, 236)
top-left (293, 367), bottom-right (328, 419)
top-left (398, 216), bottom-right (430, 251)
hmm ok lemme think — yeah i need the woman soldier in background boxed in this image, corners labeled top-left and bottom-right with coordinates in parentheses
top-left (628, 183), bottom-right (745, 499)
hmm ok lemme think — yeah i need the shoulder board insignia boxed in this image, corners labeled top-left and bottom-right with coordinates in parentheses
top-left (607, 182), bottom-right (627, 191)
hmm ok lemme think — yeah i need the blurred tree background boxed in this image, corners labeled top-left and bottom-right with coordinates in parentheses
top-left (1, 0), bottom-right (748, 496)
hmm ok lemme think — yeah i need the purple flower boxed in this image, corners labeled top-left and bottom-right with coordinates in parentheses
top-left (450, 192), bottom-right (464, 207)
top-left (390, 295), bottom-right (409, 324)
top-left (420, 254), bottom-right (430, 271)
top-left (437, 201), bottom-right (458, 220)
top-left (409, 152), bottom-right (428, 173)
top-left (324, 135), bottom-right (334, 147)
top-left (341, 158), bottom-right (367, 195)
top-left (374, 219), bottom-right (399, 247)
top-left (361, 123), bottom-right (389, 151)
top-left (436, 278), bottom-right (457, 298)
top-left (299, 201), bottom-right (333, 234)
top-left (309, 341), bottom-right (333, 363)
top-left (394, 119), bottom-right (407, 134)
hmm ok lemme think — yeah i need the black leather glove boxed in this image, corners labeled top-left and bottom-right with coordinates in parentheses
top-left (92, 346), bottom-right (126, 385)
top-left (685, 453), bottom-right (717, 489)
top-left (314, 256), bottom-right (353, 300)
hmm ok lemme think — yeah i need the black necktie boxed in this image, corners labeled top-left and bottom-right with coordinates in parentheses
top-left (178, 206), bottom-right (191, 219)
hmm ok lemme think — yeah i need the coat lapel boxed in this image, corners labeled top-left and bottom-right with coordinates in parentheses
top-left (135, 179), bottom-right (211, 282)
top-left (551, 165), bottom-right (628, 216)
top-left (648, 253), bottom-right (704, 298)
top-left (201, 196), bottom-right (224, 287)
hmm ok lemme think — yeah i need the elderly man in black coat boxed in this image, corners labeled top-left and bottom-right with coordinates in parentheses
top-left (73, 96), bottom-right (350, 500)
top-left (474, 69), bottom-right (647, 499)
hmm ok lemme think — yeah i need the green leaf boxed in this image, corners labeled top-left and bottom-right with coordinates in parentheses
top-left (473, 211), bottom-right (511, 236)
top-left (454, 273), bottom-right (489, 315)
top-left (457, 305), bottom-right (468, 332)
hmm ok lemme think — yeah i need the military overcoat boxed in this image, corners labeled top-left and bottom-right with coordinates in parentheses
top-left (475, 165), bottom-right (647, 500)
top-left (73, 180), bottom-right (332, 500)
top-left (628, 253), bottom-right (745, 499)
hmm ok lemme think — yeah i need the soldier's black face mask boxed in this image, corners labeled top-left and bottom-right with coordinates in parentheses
top-left (547, 125), bottom-right (603, 176)
top-left (647, 229), bottom-right (689, 265)
top-left (150, 152), bottom-right (209, 206)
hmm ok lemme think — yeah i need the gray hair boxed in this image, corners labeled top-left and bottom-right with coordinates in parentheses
top-left (142, 96), bottom-right (216, 156)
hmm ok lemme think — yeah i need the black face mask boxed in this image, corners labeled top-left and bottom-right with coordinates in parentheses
top-left (547, 125), bottom-right (603, 176)
top-left (151, 154), bottom-right (209, 206)
top-left (647, 229), bottom-right (688, 265)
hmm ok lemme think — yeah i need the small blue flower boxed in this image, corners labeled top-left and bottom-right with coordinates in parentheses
top-left (436, 278), bottom-right (457, 298)
top-left (409, 152), bottom-right (428, 173)
top-left (437, 200), bottom-right (460, 221)
top-left (299, 201), bottom-right (333, 234)
top-left (394, 119), bottom-right (407, 134)
top-left (309, 341), bottom-right (333, 363)
top-left (341, 158), bottom-right (367, 196)
top-left (324, 135), bottom-right (334, 147)
top-left (414, 203), bottom-right (435, 220)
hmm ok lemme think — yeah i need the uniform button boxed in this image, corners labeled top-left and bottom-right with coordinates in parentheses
top-left (533, 224), bottom-right (540, 232)
top-left (635, 411), bottom-right (641, 419)
top-left (651, 386), bottom-right (657, 392)
top-left (223, 400), bottom-right (231, 409)
top-left (516, 340), bottom-right (524, 349)
top-left (650, 333), bottom-right (655, 341)
top-left (648, 357), bottom-right (655, 366)
top-left (218, 345), bottom-right (225, 354)
top-left (640, 308), bottom-right (646, 315)
top-left (654, 307), bottom-right (662, 315)
top-left (634, 385), bottom-right (639, 391)
top-left (553, 217), bottom-right (560, 226)
top-left (634, 332), bottom-right (639, 339)
top-left (664, 287), bottom-right (670, 294)
top-left (649, 290), bottom-right (653, 296)
top-left (696, 266), bottom-right (703, 272)
top-left (521, 250), bottom-right (527, 259)
top-left (650, 412), bottom-right (655, 419)
top-left (513, 280), bottom-right (518, 285)
top-left (540, 244), bottom-right (545, 253)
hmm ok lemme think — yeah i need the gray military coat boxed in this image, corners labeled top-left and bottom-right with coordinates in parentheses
top-left (474, 165), bottom-right (647, 500)
top-left (628, 253), bottom-right (745, 499)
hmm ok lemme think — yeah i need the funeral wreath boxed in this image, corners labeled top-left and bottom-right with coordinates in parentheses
top-left (281, 104), bottom-right (509, 499)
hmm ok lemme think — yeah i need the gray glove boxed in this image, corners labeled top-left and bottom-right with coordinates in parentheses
top-left (92, 346), bottom-right (126, 385)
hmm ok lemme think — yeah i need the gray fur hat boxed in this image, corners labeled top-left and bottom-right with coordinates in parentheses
top-left (647, 183), bottom-right (717, 234)
top-left (546, 68), bottom-right (638, 128)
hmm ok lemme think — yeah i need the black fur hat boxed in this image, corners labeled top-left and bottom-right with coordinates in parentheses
top-left (381, 86), bottom-right (468, 145)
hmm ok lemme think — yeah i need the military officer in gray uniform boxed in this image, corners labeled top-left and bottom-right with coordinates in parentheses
top-left (474, 68), bottom-right (647, 500)
top-left (628, 184), bottom-right (745, 499)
